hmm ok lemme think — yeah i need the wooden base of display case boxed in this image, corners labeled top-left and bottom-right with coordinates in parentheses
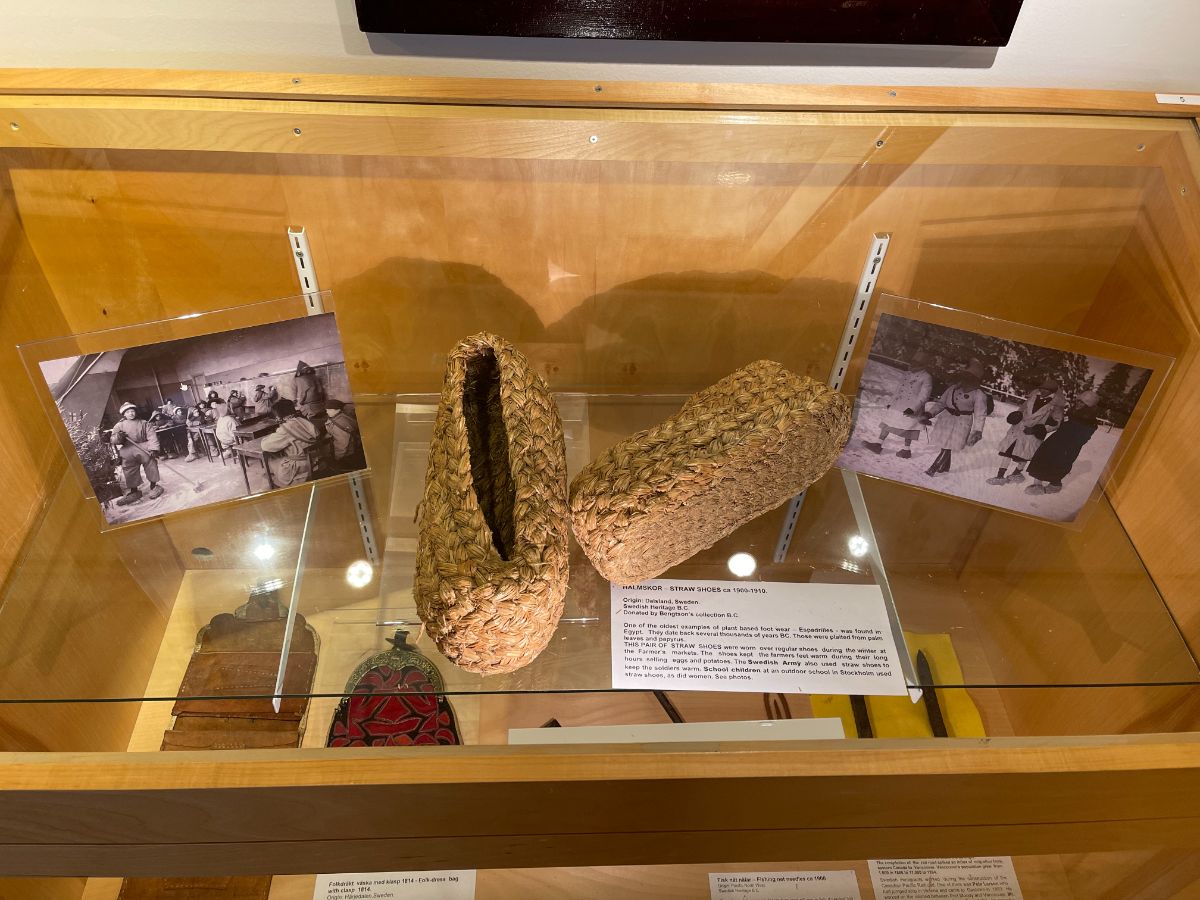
top-left (2, 736), bottom-right (1200, 877)
top-left (72, 852), bottom-right (1200, 900)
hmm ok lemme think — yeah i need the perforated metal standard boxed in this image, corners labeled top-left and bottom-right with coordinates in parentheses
top-left (773, 233), bottom-right (891, 563)
top-left (287, 226), bottom-right (378, 566)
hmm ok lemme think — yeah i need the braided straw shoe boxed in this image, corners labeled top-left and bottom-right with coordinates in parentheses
top-left (415, 333), bottom-right (569, 674)
top-left (570, 361), bottom-right (851, 585)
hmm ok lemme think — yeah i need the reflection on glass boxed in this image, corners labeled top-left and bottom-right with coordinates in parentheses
top-left (727, 552), bottom-right (757, 577)
top-left (848, 535), bottom-right (870, 558)
top-left (346, 560), bottom-right (374, 588)
top-left (252, 542), bottom-right (276, 561)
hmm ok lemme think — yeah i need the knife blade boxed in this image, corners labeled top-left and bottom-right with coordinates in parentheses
top-left (849, 695), bottom-right (873, 739)
top-left (916, 650), bottom-right (948, 737)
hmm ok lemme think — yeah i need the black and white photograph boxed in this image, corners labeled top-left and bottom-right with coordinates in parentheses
top-left (837, 306), bottom-right (1163, 524)
top-left (38, 313), bottom-right (366, 527)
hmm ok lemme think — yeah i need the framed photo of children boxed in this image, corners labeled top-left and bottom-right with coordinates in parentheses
top-left (835, 295), bottom-right (1173, 525)
top-left (20, 293), bottom-right (368, 529)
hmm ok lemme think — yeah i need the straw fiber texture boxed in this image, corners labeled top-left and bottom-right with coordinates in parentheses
top-left (415, 333), bottom-right (569, 674)
top-left (570, 360), bottom-right (851, 585)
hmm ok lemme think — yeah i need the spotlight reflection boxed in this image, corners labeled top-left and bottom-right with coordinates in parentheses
top-left (727, 552), bottom-right (757, 577)
top-left (346, 560), bottom-right (374, 588)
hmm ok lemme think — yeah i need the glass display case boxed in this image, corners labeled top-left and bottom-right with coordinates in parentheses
top-left (1, 70), bottom-right (1199, 896)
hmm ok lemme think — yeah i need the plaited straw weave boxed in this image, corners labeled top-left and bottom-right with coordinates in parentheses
top-left (415, 333), bottom-right (570, 675)
top-left (570, 360), bottom-right (851, 585)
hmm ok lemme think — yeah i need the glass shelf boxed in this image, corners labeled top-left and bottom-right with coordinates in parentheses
top-left (1, 390), bottom-right (1195, 724)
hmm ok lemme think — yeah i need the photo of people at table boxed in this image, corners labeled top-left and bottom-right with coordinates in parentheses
top-left (37, 313), bottom-right (366, 526)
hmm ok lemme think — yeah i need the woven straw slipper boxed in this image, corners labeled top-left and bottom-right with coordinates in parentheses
top-left (570, 360), bottom-right (851, 585)
top-left (415, 333), bottom-right (570, 675)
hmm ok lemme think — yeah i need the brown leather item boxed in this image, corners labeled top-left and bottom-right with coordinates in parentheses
top-left (122, 588), bottom-right (318, 898)
top-left (169, 599), bottom-right (317, 717)
top-left (161, 728), bottom-right (301, 751)
top-left (171, 650), bottom-right (317, 718)
top-left (170, 715), bottom-right (298, 732)
top-left (118, 876), bottom-right (272, 899)
top-left (201, 611), bottom-right (317, 653)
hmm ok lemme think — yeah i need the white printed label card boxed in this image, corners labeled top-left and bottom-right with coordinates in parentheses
top-left (710, 869), bottom-right (861, 899)
top-left (314, 870), bottom-right (475, 900)
top-left (612, 579), bottom-right (907, 696)
top-left (869, 858), bottom-right (1022, 899)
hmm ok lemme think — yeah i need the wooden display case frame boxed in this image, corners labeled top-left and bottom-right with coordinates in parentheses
top-left (1, 71), bottom-right (1199, 882)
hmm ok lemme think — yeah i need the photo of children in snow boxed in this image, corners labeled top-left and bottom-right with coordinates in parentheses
top-left (836, 312), bottom-right (1154, 524)
top-left (39, 313), bottom-right (366, 527)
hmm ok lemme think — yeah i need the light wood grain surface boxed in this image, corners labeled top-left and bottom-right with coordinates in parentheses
top-left (0, 69), bottom-right (1196, 119)
top-left (1089, 131), bottom-right (1200, 665)
top-left (67, 851), bottom-right (1200, 900)
top-left (7, 732), bottom-right (1200, 791)
top-left (12, 821), bottom-right (1200, 879)
top-left (0, 163), bottom-right (70, 623)
top-left (72, 851), bottom-right (1200, 900)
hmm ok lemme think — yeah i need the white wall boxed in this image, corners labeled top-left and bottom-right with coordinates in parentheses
top-left (1, 0), bottom-right (1197, 91)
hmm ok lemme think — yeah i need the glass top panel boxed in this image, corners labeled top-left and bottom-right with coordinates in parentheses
top-left (2, 111), bottom-right (1198, 750)
top-left (1, 391), bottom-right (1194, 712)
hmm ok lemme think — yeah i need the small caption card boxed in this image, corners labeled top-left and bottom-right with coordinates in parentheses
top-left (710, 870), bottom-right (861, 899)
top-left (314, 870), bottom-right (475, 900)
top-left (612, 579), bottom-right (907, 696)
top-left (869, 858), bottom-right (1022, 899)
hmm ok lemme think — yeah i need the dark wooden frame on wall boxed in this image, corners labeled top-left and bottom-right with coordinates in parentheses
top-left (354, 0), bottom-right (1025, 46)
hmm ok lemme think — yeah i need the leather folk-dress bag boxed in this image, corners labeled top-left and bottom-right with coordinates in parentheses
top-left (327, 630), bottom-right (461, 747)
top-left (414, 333), bottom-right (570, 675)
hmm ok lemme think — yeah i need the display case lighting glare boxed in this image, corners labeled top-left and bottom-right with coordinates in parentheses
top-left (346, 560), bottom-right (374, 588)
top-left (252, 542), bottom-right (276, 561)
top-left (727, 552), bottom-right (757, 577)
top-left (848, 535), bottom-right (870, 558)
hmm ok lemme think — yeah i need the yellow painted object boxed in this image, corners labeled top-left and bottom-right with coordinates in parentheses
top-left (811, 633), bottom-right (986, 738)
